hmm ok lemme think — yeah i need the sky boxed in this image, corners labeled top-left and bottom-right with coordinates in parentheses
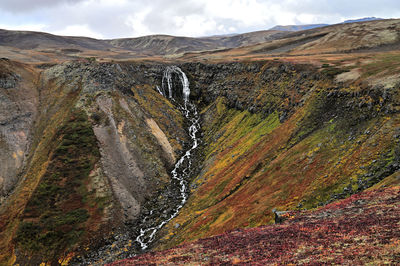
top-left (0, 0), bottom-right (399, 39)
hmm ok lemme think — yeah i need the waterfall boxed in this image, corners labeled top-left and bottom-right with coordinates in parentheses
top-left (155, 85), bottom-right (163, 96)
top-left (161, 66), bottom-right (190, 103)
top-left (135, 66), bottom-right (199, 250)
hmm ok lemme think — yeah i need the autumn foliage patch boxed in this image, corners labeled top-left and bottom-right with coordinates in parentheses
top-left (111, 187), bottom-right (400, 265)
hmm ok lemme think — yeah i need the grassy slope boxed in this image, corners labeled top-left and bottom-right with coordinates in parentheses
top-left (15, 110), bottom-right (103, 264)
top-left (113, 186), bottom-right (400, 265)
top-left (157, 62), bottom-right (400, 250)
top-left (0, 66), bottom-right (117, 264)
top-left (0, 75), bottom-right (82, 264)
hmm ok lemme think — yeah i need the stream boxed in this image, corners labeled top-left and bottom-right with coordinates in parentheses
top-left (135, 66), bottom-right (200, 250)
top-left (74, 66), bottom-right (200, 264)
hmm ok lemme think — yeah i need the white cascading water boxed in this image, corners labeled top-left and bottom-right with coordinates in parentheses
top-left (161, 66), bottom-right (190, 102)
top-left (136, 66), bottom-right (200, 250)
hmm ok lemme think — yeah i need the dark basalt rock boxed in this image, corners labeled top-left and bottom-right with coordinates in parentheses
top-left (0, 72), bottom-right (20, 89)
top-left (273, 209), bottom-right (291, 224)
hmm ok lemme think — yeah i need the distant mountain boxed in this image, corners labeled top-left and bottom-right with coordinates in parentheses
top-left (105, 30), bottom-right (288, 55)
top-left (205, 18), bottom-right (400, 60)
top-left (342, 17), bottom-right (383, 24)
top-left (0, 18), bottom-right (396, 63)
top-left (269, 24), bottom-right (329, 32)
top-left (269, 17), bottom-right (385, 32)
top-left (0, 29), bottom-right (112, 50)
top-left (0, 28), bottom-right (289, 60)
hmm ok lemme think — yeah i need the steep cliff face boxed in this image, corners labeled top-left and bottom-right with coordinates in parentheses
top-left (0, 58), bottom-right (39, 204)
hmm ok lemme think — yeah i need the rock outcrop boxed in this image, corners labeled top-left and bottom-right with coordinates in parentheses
top-left (0, 59), bottom-right (38, 204)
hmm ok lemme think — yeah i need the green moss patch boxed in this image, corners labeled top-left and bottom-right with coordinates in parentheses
top-left (15, 110), bottom-right (100, 262)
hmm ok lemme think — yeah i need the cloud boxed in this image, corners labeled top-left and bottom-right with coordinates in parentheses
top-left (0, 23), bottom-right (47, 32)
top-left (0, 0), bottom-right (86, 13)
top-left (52, 24), bottom-right (104, 38)
top-left (0, 0), bottom-right (399, 38)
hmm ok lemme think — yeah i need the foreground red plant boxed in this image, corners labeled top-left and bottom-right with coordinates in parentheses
top-left (111, 186), bottom-right (400, 265)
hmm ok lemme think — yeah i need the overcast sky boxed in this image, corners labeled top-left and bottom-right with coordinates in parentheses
top-left (0, 0), bottom-right (399, 39)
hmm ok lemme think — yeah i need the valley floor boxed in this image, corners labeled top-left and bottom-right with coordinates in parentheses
top-left (111, 186), bottom-right (400, 265)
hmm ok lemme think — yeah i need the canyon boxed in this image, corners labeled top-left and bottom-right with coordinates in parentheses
top-left (0, 18), bottom-right (399, 265)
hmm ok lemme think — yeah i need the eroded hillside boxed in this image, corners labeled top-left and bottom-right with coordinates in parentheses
top-left (0, 60), bottom-right (191, 264)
